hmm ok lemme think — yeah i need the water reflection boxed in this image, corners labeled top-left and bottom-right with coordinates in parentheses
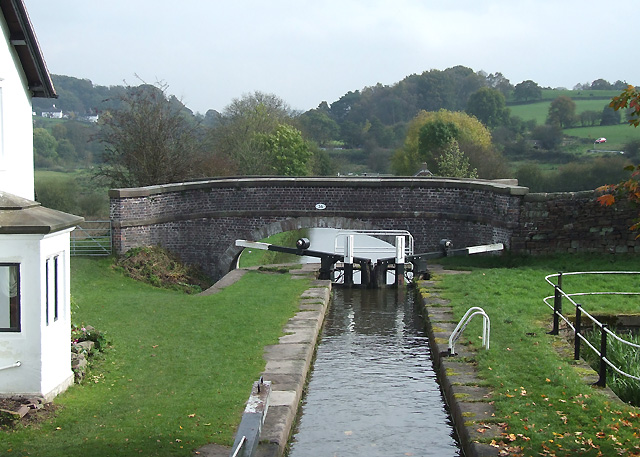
top-left (287, 288), bottom-right (460, 457)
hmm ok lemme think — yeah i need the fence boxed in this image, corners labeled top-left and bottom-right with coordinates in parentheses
top-left (70, 220), bottom-right (112, 256)
top-left (544, 271), bottom-right (640, 388)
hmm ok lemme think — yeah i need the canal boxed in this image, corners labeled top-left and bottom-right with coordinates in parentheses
top-left (287, 286), bottom-right (461, 457)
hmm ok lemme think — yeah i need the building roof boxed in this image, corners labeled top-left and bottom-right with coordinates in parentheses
top-left (1, 0), bottom-right (56, 98)
top-left (0, 191), bottom-right (83, 234)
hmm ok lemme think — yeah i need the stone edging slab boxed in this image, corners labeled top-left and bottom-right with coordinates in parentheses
top-left (256, 271), bottom-right (332, 457)
top-left (418, 271), bottom-right (501, 457)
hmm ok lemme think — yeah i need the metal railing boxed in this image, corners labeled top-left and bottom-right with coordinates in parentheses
top-left (71, 220), bottom-right (112, 256)
top-left (544, 271), bottom-right (640, 387)
top-left (448, 307), bottom-right (490, 355)
top-left (333, 230), bottom-right (414, 258)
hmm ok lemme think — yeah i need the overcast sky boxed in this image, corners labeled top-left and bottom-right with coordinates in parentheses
top-left (23, 0), bottom-right (637, 115)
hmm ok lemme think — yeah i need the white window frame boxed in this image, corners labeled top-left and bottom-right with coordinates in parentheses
top-left (45, 254), bottom-right (61, 325)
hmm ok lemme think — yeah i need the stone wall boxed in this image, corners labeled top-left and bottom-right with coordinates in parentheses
top-left (109, 177), bottom-right (639, 281)
top-left (513, 190), bottom-right (639, 255)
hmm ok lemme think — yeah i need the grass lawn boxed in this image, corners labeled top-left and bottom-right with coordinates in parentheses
top-left (433, 253), bottom-right (640, 456)
top-left (1, 257), bottom-right (310, 457)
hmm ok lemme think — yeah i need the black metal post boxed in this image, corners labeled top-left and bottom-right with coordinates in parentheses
top-left (596, 324), bottom-right (608, 387)
top-left (550, 286), bottom-right (561, 335)
top-left (549, 273), bottom-right (563, 335)
top-left (360, 261), bottom-right (372, 288)
top-left (344, 263), bottom-right (354, 288)
top-left (395, 263), bottom-right (405, 287)
top-left (574, 304), bottom-right (582, 360)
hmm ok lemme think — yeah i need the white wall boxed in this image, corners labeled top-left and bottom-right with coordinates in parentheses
top-left (0, 231), bottom-right (74, 400)
top-left (0, 13), bottom-right (36, 200)
top-left (39, 231), bottom-right (73, 399)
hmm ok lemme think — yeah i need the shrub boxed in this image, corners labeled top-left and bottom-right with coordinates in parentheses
top-left (116, 246), bottom-right (213, 294)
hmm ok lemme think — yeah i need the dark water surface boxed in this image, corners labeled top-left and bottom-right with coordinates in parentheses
top-left (287, 287), bottom-right (460, 457)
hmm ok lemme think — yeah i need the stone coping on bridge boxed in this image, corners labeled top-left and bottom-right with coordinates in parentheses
top-left (108, 176), bottom-right (529, 198)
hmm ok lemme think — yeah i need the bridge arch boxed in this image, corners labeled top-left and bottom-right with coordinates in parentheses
top-left (110, 177), bottom-right (529, 281)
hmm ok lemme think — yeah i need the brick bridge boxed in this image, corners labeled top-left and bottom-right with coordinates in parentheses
top-left (109, 177), bottom-right (639, 281)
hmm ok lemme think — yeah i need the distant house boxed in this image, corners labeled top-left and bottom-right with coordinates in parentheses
top-left (79, 113), bottom-right (99, 123)
top-left (41, 108), bottom-right (63, 119)
top-left (0, 0), bottom-right (83, 401)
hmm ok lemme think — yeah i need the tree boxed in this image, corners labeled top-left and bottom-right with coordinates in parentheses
top-left (391, 109), bottom-right (507, 178)
top-left (33, 128), bottom-right (58, 160)
top-left (547, 96), bottom-right (576, 128)
top-left (601, 104), bottom-right (621, 126)
top-left (435, 140), bottom-right (478, 178)
top-left (297, 109), bottom-right (340, 147)
top-left (466, 87), bottom-right (510, 128)
top-left (532, 124), bottom-right (564, 150)
top-left (96, 83), bottom-right (205, 187)
top-left (597, 87), bottom-right (640, 232)
top-left (206, 92), bottom-right (318, 176)
top-left (485, 72), bottom-right (513, 98)
top-left (207, 91), bottom-right (294, 175)
top-left (610, 85), bottom-right (640, 127)
top-left (590, 78), bottom-right (612, 90)
top-left (418, 119), bottom-right (459, 164)
top-left (513, 80), bottom-right (542, 102)
top-left (579, 110), bottom-right (601, 127)
top-left (256, 124), bottom-right (312, 176)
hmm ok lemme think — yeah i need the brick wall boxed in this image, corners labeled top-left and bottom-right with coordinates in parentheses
top-left (109, 177), bottom-right (637, 281)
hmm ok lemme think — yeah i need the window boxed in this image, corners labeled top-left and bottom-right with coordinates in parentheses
top-left (0, 264), bottom-right (20, 332)
top-left (46, 255), bottom-right (60, 325)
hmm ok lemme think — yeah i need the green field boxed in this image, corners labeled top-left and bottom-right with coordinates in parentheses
top-left (564, 123), bottom-right (640, 152)
top-left (509, 99), bottom-right (619, 126)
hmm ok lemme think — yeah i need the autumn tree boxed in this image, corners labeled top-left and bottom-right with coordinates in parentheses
top-left (597, 86), bottom-right (640, 232)
top-left (391, 109), bottom-right (508, 178)
top-left (610, 85), bottom-right (640, 126)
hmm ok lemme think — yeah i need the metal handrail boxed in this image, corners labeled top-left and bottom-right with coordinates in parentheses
top-left (334, 230), bottom-right (414, 257)
top-left (544, 271), bottom-right (640, 386)
top-left (448, 306), bottom-right (490, 355)
top-left (230, 436), bottom-right (246, 457)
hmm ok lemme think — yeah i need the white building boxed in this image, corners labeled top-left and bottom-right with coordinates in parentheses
top-left (0, 0), bottom-right (83, 401)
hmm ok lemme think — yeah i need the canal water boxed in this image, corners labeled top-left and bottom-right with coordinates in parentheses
top-left (287, 286), bottom-right (460, 457)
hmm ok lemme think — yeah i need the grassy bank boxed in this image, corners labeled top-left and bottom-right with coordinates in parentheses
top-left (432, 254), bottom-right (640, 456)
top-left (1, 257), bottom-right (310, 457)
